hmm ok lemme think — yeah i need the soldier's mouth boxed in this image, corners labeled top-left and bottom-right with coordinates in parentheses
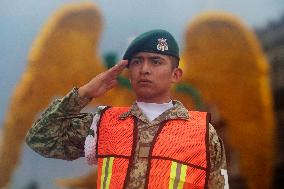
top-left (138, 79), bottom-right (152, 83)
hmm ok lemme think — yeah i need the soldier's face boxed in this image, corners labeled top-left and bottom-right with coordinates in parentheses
top-left (128, 52), bottom-right (182, 103)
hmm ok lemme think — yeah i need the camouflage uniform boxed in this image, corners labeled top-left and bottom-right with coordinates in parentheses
top-left (26, 88), bottom-right (227, 188)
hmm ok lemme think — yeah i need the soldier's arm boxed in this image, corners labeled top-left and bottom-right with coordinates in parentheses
top-left (208, 123), bottom-right (229, 189)
top-left (26, 60), bottom-right (127, 160)
top-left (26, 88), bottom-right (94, 160)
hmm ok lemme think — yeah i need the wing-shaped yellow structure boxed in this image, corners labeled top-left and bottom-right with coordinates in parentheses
top-left (182, 12), bottom-right (275, 189)
top-left (0, 3), bottom-right (107, 188)
top-left (55, 169), bottom-right (98, 189)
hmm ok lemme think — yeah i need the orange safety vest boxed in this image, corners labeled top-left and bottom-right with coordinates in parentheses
top-left (96, 107), bottom-right (210, 189)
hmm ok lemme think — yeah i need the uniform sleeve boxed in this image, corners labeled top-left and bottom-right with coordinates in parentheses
top-left (208, 123), bottom-right (229, 189)
top-left (25, 88), bottom-right (95, 161)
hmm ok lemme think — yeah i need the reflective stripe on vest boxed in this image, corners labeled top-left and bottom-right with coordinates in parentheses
top-left (96, 107), bottom-right (209, 189)
top-left (100, 157), bottom-right (114, 189)
top-left (169, 161), bottom-right (187, 189)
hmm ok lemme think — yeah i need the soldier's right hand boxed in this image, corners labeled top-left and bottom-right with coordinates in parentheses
top-left (78, 60), bottom-right (128, 98)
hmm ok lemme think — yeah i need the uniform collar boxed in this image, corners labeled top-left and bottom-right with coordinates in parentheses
top-left (119, 100), bottom-right (189, 123)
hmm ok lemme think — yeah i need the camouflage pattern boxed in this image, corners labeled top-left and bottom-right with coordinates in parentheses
top-left (26, 88), bottom-right (94, 160)
top-left (208, 124), bottom-right (228, 189)
top-left (26, 88), bottom-right (227, 188)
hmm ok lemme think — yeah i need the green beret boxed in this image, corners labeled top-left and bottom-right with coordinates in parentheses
top-left (123, 29), bottom-right (179, 60)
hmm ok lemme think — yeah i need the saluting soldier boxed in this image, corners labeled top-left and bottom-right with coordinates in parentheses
top-left (26, 29), bottom-right (229, 189)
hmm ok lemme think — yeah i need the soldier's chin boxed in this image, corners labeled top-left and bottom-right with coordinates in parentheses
top-left (135, 90), bottom-right (156, 101)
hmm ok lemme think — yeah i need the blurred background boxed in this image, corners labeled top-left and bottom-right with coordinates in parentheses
top-left (0, 0), bottom-right (284, 188)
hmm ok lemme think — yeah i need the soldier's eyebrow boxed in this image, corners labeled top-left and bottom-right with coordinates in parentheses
top-left (132, 54), bottom-right (167, 61)
top-left (148, 55), bottom-right (167, 61)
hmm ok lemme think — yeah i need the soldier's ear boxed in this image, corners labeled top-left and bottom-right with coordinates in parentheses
top-left (171, 68), bottom-right (183, 83)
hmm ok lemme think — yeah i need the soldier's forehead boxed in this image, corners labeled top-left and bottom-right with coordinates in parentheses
top-left (132, 52), bottom-right (167, 59)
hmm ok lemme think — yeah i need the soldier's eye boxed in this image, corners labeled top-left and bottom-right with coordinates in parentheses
top-left (130, 59), bottom-right (141, 65)
top-left (152, 59), bottom-right (162, 65)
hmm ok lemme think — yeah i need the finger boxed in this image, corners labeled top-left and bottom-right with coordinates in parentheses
top-left (102, 60), bottom-right (128, 81)
top-left (108, 60), bottom-right (128, 74)
top-left (110, 61), bottom-right (127, 75)
top-left (105, 79), bottom-right (118, 90)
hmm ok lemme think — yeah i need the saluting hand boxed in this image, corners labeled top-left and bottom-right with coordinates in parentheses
top-left (78, 60), bottom-right (128, 98)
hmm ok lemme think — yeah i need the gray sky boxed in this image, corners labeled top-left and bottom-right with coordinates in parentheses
top-left (0, 0), bottom-right (284, 188)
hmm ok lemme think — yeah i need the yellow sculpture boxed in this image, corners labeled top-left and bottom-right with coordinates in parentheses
top-left (183, 11), bottom-right (275, 189)
top-left (0, 3), bottom-right (127, 188)
top-left (0, 129), bottom-right (2, 155)
top-left (55, 170), bottom-right (98, 189)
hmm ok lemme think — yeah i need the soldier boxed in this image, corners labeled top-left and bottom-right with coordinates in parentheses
top-left (26, 29), bottom-right (229, 189)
